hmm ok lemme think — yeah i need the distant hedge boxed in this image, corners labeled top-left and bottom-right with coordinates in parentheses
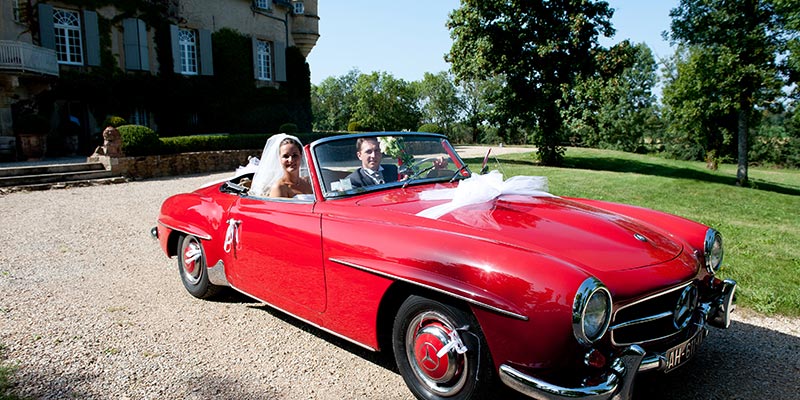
top-left (418, 123), bottom-right (443, 134)
top-left (154, 132), bottom-right (332, 155)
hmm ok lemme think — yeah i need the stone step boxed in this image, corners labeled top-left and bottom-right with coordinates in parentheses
top-left (0, 161), bottom-right (106, 178)
top-left (0, 169), bottom-right (119, 187)
top-left (0, 176), bottom-right (129, 194)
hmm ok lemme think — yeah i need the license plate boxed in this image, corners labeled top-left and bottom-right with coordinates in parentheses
top-left (664, 329), bottom-right (706, 372)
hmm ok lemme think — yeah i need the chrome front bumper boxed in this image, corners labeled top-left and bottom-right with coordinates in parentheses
top-left (500, 345), bottom-right (645, 400)
top-left (499, 279), bottom-right (737, 400)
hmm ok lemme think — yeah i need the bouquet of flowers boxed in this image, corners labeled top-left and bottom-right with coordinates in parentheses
top-left (379, 136), bottom-right (415, 174)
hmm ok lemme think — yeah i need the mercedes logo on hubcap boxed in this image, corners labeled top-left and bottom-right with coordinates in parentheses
top-left (419, 342), bottom-right (440, 371)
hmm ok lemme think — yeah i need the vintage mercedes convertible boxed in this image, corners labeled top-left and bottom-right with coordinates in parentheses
top-left (153, 132), bottom-right (736, 400)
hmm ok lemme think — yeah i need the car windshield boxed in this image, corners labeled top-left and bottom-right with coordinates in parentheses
top-left (311, 133), bottom-right (469, 198)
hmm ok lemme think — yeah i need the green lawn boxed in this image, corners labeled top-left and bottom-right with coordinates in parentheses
top-left (464, 147), bottom-right (800, 317)
top-left (0, 343), bottom-right (20, 400)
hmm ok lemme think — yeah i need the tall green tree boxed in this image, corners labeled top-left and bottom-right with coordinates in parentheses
top-left (773, 0), bottom-right (800, 99)
top-left (563, 42), bottom-right (659, 152)
top-left (351, 72), bottom-right (421, 131)
top-left (459, 75), bottom-right (505, 143)
top-left (311, 69), bottom-right (360, 131)
top-left (447, 0), bottom-right (614, 165)
top-left (668, 0), bottom-right (785, 186)
top-left (661, 45), bottom-right (743, 161)
top-left (414, 71), bottom-right (463, 135)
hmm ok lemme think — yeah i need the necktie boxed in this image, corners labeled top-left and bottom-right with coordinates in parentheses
top-left (370, 170), bottom-right (384, 184)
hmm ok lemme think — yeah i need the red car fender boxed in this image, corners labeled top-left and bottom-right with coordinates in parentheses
top-left (158, 191), bottom-right (231, 265)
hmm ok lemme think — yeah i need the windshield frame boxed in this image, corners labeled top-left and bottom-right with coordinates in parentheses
top-left (309, 132), bottom-right (471, 199)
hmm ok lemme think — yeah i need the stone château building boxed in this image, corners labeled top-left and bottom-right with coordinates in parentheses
top-left (0, 0), bottom-right (319, 159)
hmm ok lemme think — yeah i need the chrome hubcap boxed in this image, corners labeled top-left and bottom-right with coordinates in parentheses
top-left (405, 311), bottom-right (468, 396)
top-left (182, 238), bottom-right (203, 285)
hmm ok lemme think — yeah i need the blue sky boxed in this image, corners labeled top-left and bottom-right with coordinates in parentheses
top-left (306, 0), bottom-right (679, 85)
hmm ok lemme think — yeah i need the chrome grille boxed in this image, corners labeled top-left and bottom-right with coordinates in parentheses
top-left (610, 282), bottom-right (694, 346)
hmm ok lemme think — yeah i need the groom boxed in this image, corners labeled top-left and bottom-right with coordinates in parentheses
top-left (347, 137), bottom-right (398, 187)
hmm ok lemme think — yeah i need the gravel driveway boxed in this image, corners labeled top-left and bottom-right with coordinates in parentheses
top-left (1, 171), bottom-right (798, 399)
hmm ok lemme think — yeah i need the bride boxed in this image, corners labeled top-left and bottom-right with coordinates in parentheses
top-left (249, 133), bottom-right (312, 198)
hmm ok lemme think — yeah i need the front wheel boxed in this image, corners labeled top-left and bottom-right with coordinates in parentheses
top-left (177, 234), bottom-right (221, 299)
top-left (392, 295), bottom-right (494, 400)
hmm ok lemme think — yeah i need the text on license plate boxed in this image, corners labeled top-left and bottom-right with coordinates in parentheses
top-left (664, 329), bottom-right (706, 372)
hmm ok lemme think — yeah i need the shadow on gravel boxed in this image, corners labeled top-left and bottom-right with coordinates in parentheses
top-left (244, 302), bottom-right (800, 400)
top-left (182, 376), bottom-right (282, 400)
top-left (633, 320), bottom-right (800, 399)
top-left (207, 289), bottom-right (259, 304)
top-left (4, 368), bottom-right (283, 400)
top-left (246, 303), bottom-right (398, 373)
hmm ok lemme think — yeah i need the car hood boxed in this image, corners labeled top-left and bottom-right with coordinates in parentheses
top-left (355, 190), bottom-right (683, 274)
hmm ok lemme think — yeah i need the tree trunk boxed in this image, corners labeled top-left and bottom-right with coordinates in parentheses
top-left (736, 108), bottom-right (748, 187)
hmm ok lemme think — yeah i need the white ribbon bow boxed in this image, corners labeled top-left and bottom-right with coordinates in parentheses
top-left (223, 219), bottom-right (241, 254)
top-left (416, 171), bottom-right (554, 220)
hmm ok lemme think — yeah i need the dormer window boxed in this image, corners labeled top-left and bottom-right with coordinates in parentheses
top-left (293, 1), bottom-right (304, 15)
top-left (254, 0), bottom-right (269, 10)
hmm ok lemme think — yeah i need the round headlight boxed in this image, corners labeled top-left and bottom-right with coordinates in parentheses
top-left (704, 229), bottom-right (724, 274)
top-left (572, 278), bottom-right (612, 345)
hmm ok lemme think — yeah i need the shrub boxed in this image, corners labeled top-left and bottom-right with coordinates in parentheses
top-left (347, 121), bottom-right (366, 132)
top-left (279, 123), bottom-right (298, 134)
top-left (749, 123), bottom-right (800, 168)
top-left (118, 124), bottom-right (160, 156)
top-left (157, 132), bottom-right (331, 155)
top-left (417, 123), bottom-right (443, 134)
top-left (102, 115), bottom-right (127, 128)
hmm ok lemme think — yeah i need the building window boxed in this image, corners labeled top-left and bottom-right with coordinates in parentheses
top-left (12, 0), bottom-right (21, 22)
top-left (178, 29), bottom-right (198, 75)
top-left (130, 108), bottom-right (149, 127)
top-left (256, 40), bottom-right (273, 81)
top-left (254, 0), bottom-right (269, 10)
top-left (53, 9), bottom-right (83, 65)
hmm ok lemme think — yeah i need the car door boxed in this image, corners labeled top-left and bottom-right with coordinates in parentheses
top-left (225, 196), bottom-right (325, 316)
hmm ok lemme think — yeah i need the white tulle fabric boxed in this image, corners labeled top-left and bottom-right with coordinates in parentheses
top-left (248, 133), bottom-right (308, 197)
top-left (416, 171), bottom-right (555, 219)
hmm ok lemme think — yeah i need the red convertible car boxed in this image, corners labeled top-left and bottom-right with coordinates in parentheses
top-left (153, 132), bottom-right (736, 400)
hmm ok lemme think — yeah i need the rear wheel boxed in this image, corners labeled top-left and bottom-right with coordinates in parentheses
top-left (177, 234), bottom-right (221, 299)
top-left (392, 295), bottom-right (494, 400)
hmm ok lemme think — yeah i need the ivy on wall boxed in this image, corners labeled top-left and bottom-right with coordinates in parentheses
top-left (27, 0), bottom-right (313, 152)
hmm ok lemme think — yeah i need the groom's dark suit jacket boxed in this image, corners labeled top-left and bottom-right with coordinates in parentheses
top-left (346, 164), bottom-right (399, 187)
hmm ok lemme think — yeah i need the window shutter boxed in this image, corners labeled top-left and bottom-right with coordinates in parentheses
top-left (37, 3), bottom-right (55, 50)
top-left (83, 10), bottom-right (100, 66)
top-left (274, 40), bottom-right (286, 82)
top-left (137, 19), bottom-right (149, 70)
top-left (251, 37), bottom-right (259, 80)
top-left (170, 25), bottom-right (181, 74)
top-left (199, 29), bottom-right (214, 76)
top-left (123, 18), bottom-right (141, 70)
